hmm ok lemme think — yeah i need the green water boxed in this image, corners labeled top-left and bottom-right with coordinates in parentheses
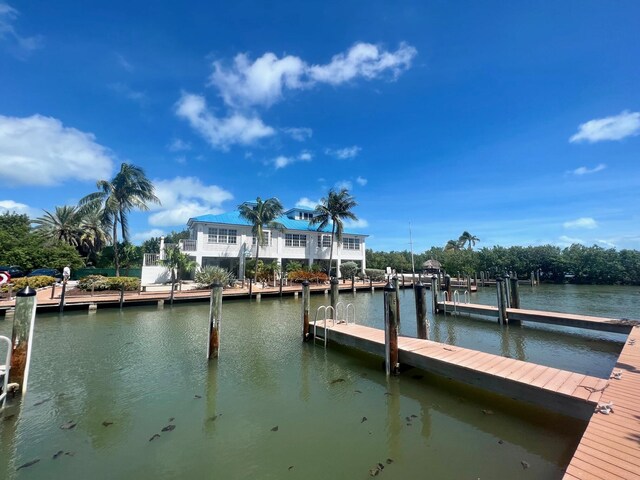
top-left (0, 284), bottom-right (635, 479)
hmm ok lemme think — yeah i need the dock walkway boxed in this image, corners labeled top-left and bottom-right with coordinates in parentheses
top-left (314, 322), bottom-right (607, 419)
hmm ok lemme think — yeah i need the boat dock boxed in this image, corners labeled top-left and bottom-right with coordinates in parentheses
top-left (313, 317), bottom-right (640, 479)
top-left (437, 300), bottom-right (637, 335)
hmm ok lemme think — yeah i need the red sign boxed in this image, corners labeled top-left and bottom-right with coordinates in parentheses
top-left (0, 272), bottom-right (10, 285)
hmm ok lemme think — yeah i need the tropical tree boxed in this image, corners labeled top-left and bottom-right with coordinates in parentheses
top-left (80, 163), bottom-right (160, 276)
top-left (445, 239), bottom-right (462, 251)
top-left (33, 205), bottom-right (82, 247)
top-left (458, 231), bottom-right (480, 250)
top-left (309, 188), bottom-right (358, 278)
top-left (238, 197), bottom-right (284, 286)
top-left (161, 244), bottom-right (197, 304)
top-left (78, 203), bottom-right (111, 262)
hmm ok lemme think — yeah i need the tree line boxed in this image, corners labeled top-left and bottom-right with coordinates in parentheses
top-left (366, 244), bottom-right (640, 285)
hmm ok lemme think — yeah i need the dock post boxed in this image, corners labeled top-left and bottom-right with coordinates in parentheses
top-left (536, 269), bottom-right (541, 285)
top-left (392, 276), bottom-right (401, 326)
top-left (302, 280), bottom-right (311, 342)
top-left (510, 277), bottom-right (521, 309)
top-left (279, 276), bottom-right (283, 297)
top-left (50, 283), bottom-right (56, 299)
top-left (119, 285), bottom-right (125, 309)
top-left (531, 271), bottom-right (535, 286)
top-left (59, 280), bottom-right (67, 313)
top-left (430, 275), bottom-right (438, 314)
top-left (444, 274), bottom-right (452, 303)
top-left (208, 282), bottom-right (223, 359)
top-left (11, 286), bottom-right (37, 395)
top-left (369, 277), bottom-right (374, 292)
top-left (330, 277), bottom-right (339, 315)
top-left (351, 275), bottom-right (355, 292)
top-left (466, 275), bottom-right (471, 293)
top-left (248, 278), bottom-right (253, 300)
top-left (480, 271), bottom-right (484, 287)
top-left (401, 275), bottom-right (405, 288)
top-left (504, 274), bottom-right (511, 308)
top-left (414, 280), bottom-right (428, 339)
top-left (496, 277), bottom-right (508, 325)
top-left (384, 281), bottom-right (400, 376)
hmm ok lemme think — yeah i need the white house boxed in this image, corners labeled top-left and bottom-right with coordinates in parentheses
top-left (144, 203), bottom-right (367, 283)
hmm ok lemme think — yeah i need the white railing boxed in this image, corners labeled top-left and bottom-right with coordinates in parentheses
top-left (144, 253), bottom-right (161, 267)
top-left (180, 239), bottom-right (197, 251)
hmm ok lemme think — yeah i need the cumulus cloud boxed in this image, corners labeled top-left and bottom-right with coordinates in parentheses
top-left (208, 42), bottom-right (417, 108)
top-left (271, 151), bottom-right (313, 169)
top-left (596, 239), bottom-right (616, 249)
top-left (558, 235), bottom-right (584, 246)
top-left (0, 114), bottom-right (114, 186)
top-left (295, 197), bottom-right (320, 209)
top-left (569, 163), bottom-right (606, 176)
top-left (325, 146), bottom-right (361, 159)
top-left (356, 176), bottom-right (367, 186)
top-left (175, 93), bottom-right (275, 149)
top-left (0, 199), bottom-right (37, 217)
top-left (148, 176), bottom-right (233, 226)
top-left (282, 127), bottom-right (312, 141)
top-left (563, 217), bottom-right (598, 229)
top-left (0, 3), bottom-right (42, 57)
top-left (570, 111), bottom-right (640, 143)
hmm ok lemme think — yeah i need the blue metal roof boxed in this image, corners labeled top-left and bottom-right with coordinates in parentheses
top-left (188, 210), bottom-right (367, 236)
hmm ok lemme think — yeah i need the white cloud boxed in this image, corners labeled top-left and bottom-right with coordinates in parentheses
top-left (282, 127), bottom-right (312, 141)
top-left (175, 93), bottom-right (275, 149)
top-left (0, 114), bottom-right (114, 186)
top-left (570, 111), bottom-right (640, 143)
top-left (596, 239), bottom-right (616, 249)
top-left (344, 218), bottom-right (369, 229)
top-left (325, 146), bottom-right (361, 159)
top-left (558, 235), bottom-right (584, 246)
top-left (295, 197), bottom-right (320, 209)
top-left (569, 163), bottom-right (606, 175)
top-left (168, 138), bottom-right (191, 152)
top-left (108, 82), bottom-right (147, 105)
top-left (132, 228), bottom-right (165, 242)
top-left (208, 42), bottom-right (417, 108)
top-left (0, 199), bottom-right (37, 217)
top-left (271, 151), bottom-right (313, 169)
top-left (148, 176), bottom-right (233, 226)
top-left (356, 176), bottom-right (367, 186)
top-left (0, 3), bottom-right (42, 57)
top-left (563, 217), bottom-right (598, 229)
top-left (334, 180), bottom-right (353, 190)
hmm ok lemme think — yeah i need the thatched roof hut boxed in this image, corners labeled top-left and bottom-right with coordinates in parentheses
top-left (422, 259), bottom-right (442, 273)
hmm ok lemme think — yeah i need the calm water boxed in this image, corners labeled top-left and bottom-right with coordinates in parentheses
top-left (0, 284), bottom-right (635, 479)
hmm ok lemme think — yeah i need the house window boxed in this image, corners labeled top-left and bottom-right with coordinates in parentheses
top-left (207, 227), bottom-right (237, 244)
top-left (299, 212), bottom-right (313, 220)
top-left (285, 233), bottom-right (307, 247)
top-left (252, 231), bottom-right (271, 247)
top-left (343, 237), bottom-right (360, 250)
top-left (317, 234), bottom-right (331, 248)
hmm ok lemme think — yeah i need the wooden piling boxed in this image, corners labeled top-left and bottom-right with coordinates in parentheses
top-left (59, 281), bottom-right (66, 313)
top-left (414, 281), bottom-right (428, 340)
top-left (496, 278), bottom-right (507, 325)
top-left (208, 282), bottom-right (222, 359)
top-left (330, 277), bottom-right (339, 314)
top-left (480, 271), bottom-right (485, 287)
top-left (50, 283), bottom-right (56, 299)
top-left (510, 277), bottom-right (521, 309)
top-left (430, 276), bottom-right (438, 315)
top-left (248, 278), bottom-right (253, 300)
top-left (444, 274), bottom-right (452, 302)
top-left (11, 286), bottom-right (37, 395)
top-left (393, 276), bottom-right (401, 326)
top-left (119, 285), bottom-right (125, 309)
top-left (279, 276), bottom-right (283, 297)
top-left (369, 277), bottom-right (374, 292)
top-left (466, 275), bottom-right (471, 293)
top-left (531, 271), bottom-right (535, 286)
top-left (383, 282), bottom-right (400, 376)
top-left (504, 275), bottom-right (511, 308)
top-left (351, 274), bottom-right (355, 292)
top-left (302, 280), bottom-right (310, 342)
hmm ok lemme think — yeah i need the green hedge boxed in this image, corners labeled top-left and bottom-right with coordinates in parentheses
top-left (0, 275), bottom-right (57, 293)
top-left (364, 268), bottom-right (386, 281)
top-left (78, 275), bottom-right (140, 291)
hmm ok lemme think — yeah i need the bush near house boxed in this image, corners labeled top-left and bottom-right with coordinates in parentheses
top-left (78, 275), bottom-right (140, 291)
top-left (340, 261), bottom-right (358, 279)
top-left (0, 276), bottom-right (57, 293)
top-left (364, 269), bottom-right (386, 281)
top-left (287, 270), bottom-right (329, 283)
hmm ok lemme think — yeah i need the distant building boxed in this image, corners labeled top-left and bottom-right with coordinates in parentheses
top-left (422, 259), bottom-right (442, 275)
top-left (147, 203), bottom-right (367, 281)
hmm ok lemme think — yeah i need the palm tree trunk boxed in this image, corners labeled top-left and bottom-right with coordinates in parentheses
top-left (329, 222), bottom-right (336, 278)
top-left (254, 242), bottom-right (261, 285)
top-left (113, 220), bottom-right (120, 277)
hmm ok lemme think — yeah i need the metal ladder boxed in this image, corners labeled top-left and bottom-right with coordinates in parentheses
top-left (313, 302), bottom-right (356, 348)
top-left (452, 290), bottom-right (470, 316)
top-left (0, 335), bottom-right (11, 409)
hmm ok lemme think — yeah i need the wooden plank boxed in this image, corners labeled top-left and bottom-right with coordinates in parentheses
top-left (574, 444), bottom-right (640, 479)
top-left (557, 373), bottom-right (587, 396)
top-left (565, 457), bottom-right (623, 480)
top-left (564, 462), bottom-right (610, 480)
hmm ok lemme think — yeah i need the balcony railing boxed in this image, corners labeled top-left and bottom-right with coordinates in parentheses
top-left (180, 239), bottom-right (197, 251)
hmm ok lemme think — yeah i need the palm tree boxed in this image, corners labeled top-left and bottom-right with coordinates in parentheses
top-left (80, 163), bottom-right (160, 276)
top-left (161, 244), bottom-right (197, 304)
top-left (445, 239), bottom-right (462, 251)
top-left (238, 197), bottom-right (284, 288)
top-left (309, 188), bottom-right (358, 278)
top-left (78, 203), bottom-right (111, 262)
top-left (33, 205), bottom-right (82, 246)
top-left (458, 231), bottom-right (480, 250)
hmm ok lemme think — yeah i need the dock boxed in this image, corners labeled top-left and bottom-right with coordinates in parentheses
top-left (437, 301), bottom-right (637, 334)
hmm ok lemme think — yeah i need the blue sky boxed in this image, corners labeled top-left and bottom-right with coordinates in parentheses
top-left (0, 1), bottom-right (638, 252)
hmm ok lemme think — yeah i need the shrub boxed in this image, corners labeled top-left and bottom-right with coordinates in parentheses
top-left (287, 270), bottom-right (329, 283)
top-left (77, 275), bottom-right (140, 291)
top-left (286, 261), bottom-right (303, 272)
top-left (0, 275), bottom-right (56, 293)
top-left (365, 268), bottom-right (386, 281)
top-left (340, 261), bottom-right (358, 279)
top-left (195, 266), bottom-right (235, 288)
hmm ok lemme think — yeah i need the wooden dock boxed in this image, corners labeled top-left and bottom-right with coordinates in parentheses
top-left (313, 322), bottom-right (608, 419)
top-left (563, 327), bottom-right (640, 480)
top-left (437, 301), bottom-right (637, 334)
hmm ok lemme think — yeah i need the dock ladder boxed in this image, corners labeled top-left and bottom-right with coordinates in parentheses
top-left (452, 290), bottom-right (470, 316)
top-left (0, 335), bottom-right (11, 409)
top-left (313, 302), bottom-right (356, 348)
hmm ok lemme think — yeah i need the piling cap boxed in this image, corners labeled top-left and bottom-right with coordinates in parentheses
top-left (17, 285), bottom-right (37, 297)
top-left (330, 277), bottom-right (339, 285)
top-left (302, 280), bottom-right (309, 286)
top-left (384, 281), bottom-right (395, 292)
